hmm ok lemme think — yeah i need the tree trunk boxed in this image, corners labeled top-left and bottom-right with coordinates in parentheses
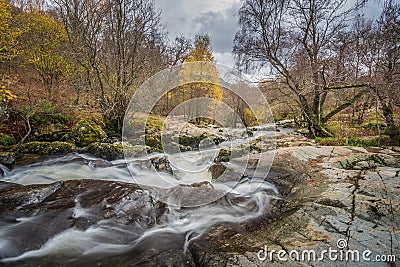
top-left (381, 101), bottom-right (399, 145)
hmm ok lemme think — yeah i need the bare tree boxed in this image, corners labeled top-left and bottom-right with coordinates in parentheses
top-left (374, 0), bottom-right (400, 144)
top-left (52, 0), bottom-right (167, 132)
top-left (234, 0), bottom-right (369, 137)
top-left (168, 36), bottom-right (192, 66)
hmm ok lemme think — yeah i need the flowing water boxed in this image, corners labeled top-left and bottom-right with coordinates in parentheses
top-left (0, 127), bottom-right (286, 265)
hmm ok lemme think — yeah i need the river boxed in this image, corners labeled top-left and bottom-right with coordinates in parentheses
top-left (0, 126), bottom-right (286, 266)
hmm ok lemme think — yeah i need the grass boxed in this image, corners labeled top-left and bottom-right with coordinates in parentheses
top-left (315, 137), bottom-right (384, 147)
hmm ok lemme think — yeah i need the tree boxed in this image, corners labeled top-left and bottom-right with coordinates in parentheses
top-left (52, 0), bottom-right (167, 132)
top-left (179, 34), bottom-right (222, 124)
top-left (19, 7), bottom-right (70, 97)
top-left (0, 0), bottom-right (24, 68)
top-left (234, 0), bottom-right (369, 137)
top-left (374, 0), bottom-right (400, 144)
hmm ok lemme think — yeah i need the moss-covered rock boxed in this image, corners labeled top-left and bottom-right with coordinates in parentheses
top-left (215, 149), bottom-right (231, 163)
top-left (83, 142), bottom-right (149, 161)
top-left (62, 119), bottom-right (108, 147)
top-left (145, 133), bottom-right (226, 153)
top-left (34, 130), bottom-right (70, 142)
top-left (18, 142), bottom-right (76, 155)
top-left (83, 142), bottom-right (124, 161)
top-left (176, 134), bottom-right (205, 148)
top-left (145, 134), bottom-right (162, 152)
top-left (208, 163), bottom-right (226, 180)
top-left (175, 134), bottom-right (225, 149)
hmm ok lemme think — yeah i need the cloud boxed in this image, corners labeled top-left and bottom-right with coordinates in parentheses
top-left (156, 0), bottom-right (241, 65)
top-left (193, 3), bottom-right (240, 54)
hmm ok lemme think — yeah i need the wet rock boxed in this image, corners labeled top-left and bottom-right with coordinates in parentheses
top-left (150, 156), bottom-right (172, 173)
top-left (248, 125), bottom-right (277, 132)
top-left (215, 149), bottom-right (231, 163)
top-left (62, 119), bottom-right (107, 147)
top-left (0, 151), bottom-right (16, 169)
top-left (209, 163), bottom-right (226, 180)
top-left (0, 180), bottom-right (167, 261)
top-left (296, 128), bottom-right (310, 135)
top-left (145, 132), bottom-right (226, 153)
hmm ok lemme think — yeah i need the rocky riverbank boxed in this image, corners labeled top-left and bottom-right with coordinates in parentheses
top-left (0, 117), bottom-right (228, 170)
top-left (191, 144), bottom-right (400, 266)
top-left (0, 126), bottom-right (399, 266)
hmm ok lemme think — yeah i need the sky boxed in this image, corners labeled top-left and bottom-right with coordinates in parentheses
top-left (155, 0), bottom-right (382, 72)
top-left (155, 0), bottom-right (241, 67)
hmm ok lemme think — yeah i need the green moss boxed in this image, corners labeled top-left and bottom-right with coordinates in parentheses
top-left (63, 119), bottom-right (108, 147)
top-left (35, 130), bottom-right (70, 142)
top-left (84, 142), bottom-right (124, 161)
top-left (145, 117), bottom-right (164, 134)
top-left (0, 133), bottom-right (16, 146)
top-left (145, 134), bottom-right (164, 152)
top-left (315, 137), bottom-right (386, 147)
top-left (18, 141), bottom-right (76, 155)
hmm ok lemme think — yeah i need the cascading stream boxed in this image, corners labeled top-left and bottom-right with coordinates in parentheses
top-left (0, 128), bottom-right (282, 264)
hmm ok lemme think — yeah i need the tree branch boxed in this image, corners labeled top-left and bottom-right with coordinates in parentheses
top-left (323, 82), bottom-right (370, 90)
top-left (322, 89), bottom-right (367, 123)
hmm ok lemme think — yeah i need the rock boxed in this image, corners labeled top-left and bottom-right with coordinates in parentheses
top-left (176, 134), bottom-right (206, 148)
top-left (215, 149), bottom-right (231, 163)
top-left (150, 156), bottom-right (172, 173)
top-left (145, 133), bottom-right (226, 153)
top-left (17, 141), bottom-right (76, 155)
top-left (276, 119), bottom-right (295, 128)
top-left (0, 180), bottom-right (168, 265)
top-left (62, 119), bottom-right (108, 147)
top-left (34, 130), bottom-right (70, 142)
top-left (248, 125), bottom-right (278, 132)
top-left (276, 133), bottom-right (315, 148)
top-left (209, 163), bottom-right (226, 180)
top-left (82, 142), bottom-right (124, 161)
top-left (296, 128), bottom-right (310, 135)
top-left (82, 142), bottom-right (152, 161)
top-left (249, 137), bottom-right (276, 152)
top-left (191, 145), bottom-right (400, 266)
top-left (0, 151), bottom-right (16, 169)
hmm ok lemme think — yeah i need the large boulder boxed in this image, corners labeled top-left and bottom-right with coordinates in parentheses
top-left (62, 119), bottom-right (107, 147)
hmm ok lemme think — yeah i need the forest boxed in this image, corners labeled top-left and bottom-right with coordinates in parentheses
top-left (0, 0), bottom-right (399, 147)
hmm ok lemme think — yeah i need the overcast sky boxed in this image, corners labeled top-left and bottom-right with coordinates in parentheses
top-left (155, 0), bottom-right (381, 70)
